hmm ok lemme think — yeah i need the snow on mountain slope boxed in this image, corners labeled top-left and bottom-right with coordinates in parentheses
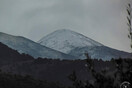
top-left (0, 32), bottom-right (75, 59)
top-left (38, 29), bottom-right (103, 53)
top-left (38, 29), bottom-right (131, 60)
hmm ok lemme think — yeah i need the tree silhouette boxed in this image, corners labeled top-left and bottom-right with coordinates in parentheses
top-left (127, 3), bottom-right (132, 48)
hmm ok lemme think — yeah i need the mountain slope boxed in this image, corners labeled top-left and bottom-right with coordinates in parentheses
top-left (69, 46), bottom-right (131, 60)
top-left (38, 29), bottom-right (103, 53)
top-left (38, 29), bottom-right (131, 60)
top-left (0, 32), bottom-right (75, 59)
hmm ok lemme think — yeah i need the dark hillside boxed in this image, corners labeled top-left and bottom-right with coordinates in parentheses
top-left (0, 42), bottom-right (34, 65)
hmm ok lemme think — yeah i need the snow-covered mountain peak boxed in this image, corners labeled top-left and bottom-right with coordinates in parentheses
top-left (38, 29), bottom-right (103, 53)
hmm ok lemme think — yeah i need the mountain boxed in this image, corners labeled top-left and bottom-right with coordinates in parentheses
top-left (38, 29), bottom-right (131, 60)
top-left (0, 40), bottom-right (115, 86)
top-left (0, 32), bottom-right (75, 59)
top-left (38, 29), bottom-right (103, 53)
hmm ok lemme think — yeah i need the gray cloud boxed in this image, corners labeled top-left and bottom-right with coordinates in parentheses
top-left (0, 0), bottom-right (131, 52)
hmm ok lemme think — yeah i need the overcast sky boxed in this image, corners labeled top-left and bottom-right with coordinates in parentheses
top-left (0, 0), bottom-right (132, 52)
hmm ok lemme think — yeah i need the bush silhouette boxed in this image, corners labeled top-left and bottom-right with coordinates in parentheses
top-left (69, 53), bottom-right (132, 88)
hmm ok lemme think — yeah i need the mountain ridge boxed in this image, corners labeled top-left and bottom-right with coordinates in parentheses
top-left (38, 29), bottom-right (131, 60)
top-left (0, 32), bottom-right (75, 59)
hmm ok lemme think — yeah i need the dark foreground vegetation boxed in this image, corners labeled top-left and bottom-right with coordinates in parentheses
top-left (69, 54), bottom-right (132, 88)
top-left (0, 70), bottom-right (65, 88)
